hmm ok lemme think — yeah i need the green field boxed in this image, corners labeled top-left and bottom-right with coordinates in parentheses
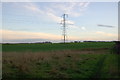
top-left (2, 42), bottom-right (114, 52)
top-left (2, 42), bottom-right (120, 79)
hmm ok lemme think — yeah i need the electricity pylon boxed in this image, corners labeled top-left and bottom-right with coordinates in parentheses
top-left (60, 14), bottom-right (68, 43)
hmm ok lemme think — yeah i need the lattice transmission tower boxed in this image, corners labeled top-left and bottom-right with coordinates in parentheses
top-left (60, 14), bottom-right (68, 43)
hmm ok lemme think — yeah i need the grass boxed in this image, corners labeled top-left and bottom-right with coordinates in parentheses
top-left (2, 42), bottom-right (119, 79)
top-left (100, 54), bottom-right (119, 78)
top-left (2, 42), bottom-right (114, 52)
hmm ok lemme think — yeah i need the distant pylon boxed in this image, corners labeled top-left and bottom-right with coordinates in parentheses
top-left (60, 14), bottom-right (68, 43)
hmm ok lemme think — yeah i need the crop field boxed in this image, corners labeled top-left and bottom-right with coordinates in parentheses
top-left (2, 42), bottom-right (120, 79)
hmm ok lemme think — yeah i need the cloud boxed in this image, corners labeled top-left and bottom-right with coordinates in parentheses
top-left (68, 25), bottom-right (86, 31)
top-left (96, 31), bottom-right (117, 37)
top-left (79, 2), bottom-right (90, 8)
top-left (23, 3), bottom-right (75, 24)
top-left (68, 25), bottom-right (79, 29)
top-left (23, 2), bottom-right (90, 25)
top-left (46, 12), bottom-right (61, 22)
top-left (1, 29), bottom-right (117, 43)
top-left (81, 27), bottom-right (86, 30)
top-left (24, 3), bottom-right (44, 14)
top-left (66, 20), bottom-right (75, 24)
top-left (51, 2), bottom-right (90, 17)
top-left (1, 29), bottom-right (79, 41)
top-left (2, 29), bottom-right (61, 40)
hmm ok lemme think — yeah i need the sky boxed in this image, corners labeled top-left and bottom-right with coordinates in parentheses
top-left (1, 2), bottom-right (118, 43)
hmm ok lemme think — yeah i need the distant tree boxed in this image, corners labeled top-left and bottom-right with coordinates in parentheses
top-left (74, 41), bottom-right (78, 43)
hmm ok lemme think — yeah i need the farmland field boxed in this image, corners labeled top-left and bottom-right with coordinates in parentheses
top-left (2, 42), bottom-right (120, 79)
